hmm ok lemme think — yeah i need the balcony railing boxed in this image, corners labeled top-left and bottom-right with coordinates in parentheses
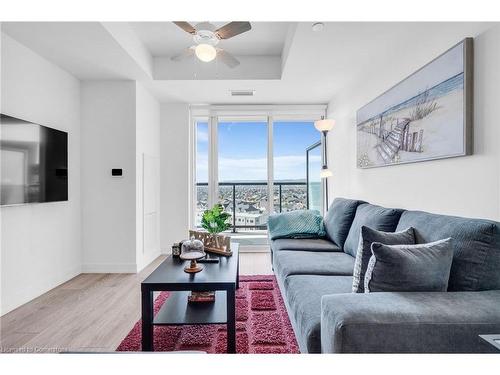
top-left (196, 181), bottom-right (308, 232)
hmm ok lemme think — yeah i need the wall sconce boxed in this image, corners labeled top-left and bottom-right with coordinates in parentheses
top-left (320, 165), bottom-right (333, 178)
top-left (314, 117), bottom-right (335, 179)
top-left (314, 118), bottom-right (335, 133)
top-left (314, 116), bottom-right (335, 211)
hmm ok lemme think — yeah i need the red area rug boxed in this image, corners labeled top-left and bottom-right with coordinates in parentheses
top-left (116, 275), bottom-right (299, 353)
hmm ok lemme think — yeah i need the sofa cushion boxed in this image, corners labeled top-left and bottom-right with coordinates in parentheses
top-left (396, 210), bottom-right (500, 291)
top-left (323, 198), bottom-right (366, 247)
top-left (352, 226), bottom-right (415, 293)
top-left (365, 238), bottom-right (454, 293)
top-left (321, 290), bottom-right (500, 353)
top-left (270, 238), bottom-right (341, 253)
top-left (343, 203), bottom-right (404, 257)
top-left (273, 251), bottom-right (355, 280)
top-left (283, 275), bottom-right (353, 353)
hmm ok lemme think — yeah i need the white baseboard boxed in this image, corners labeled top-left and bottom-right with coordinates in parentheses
top-left (81, 262), bottom-right (138, 273)
top-left (136, 250), bottom-right (161, 273)
top-left (1, 266), bottom-right (81, 316)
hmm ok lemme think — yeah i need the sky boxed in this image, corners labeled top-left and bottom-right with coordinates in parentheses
top-left (196, 121), bottom-right (321, 182)
top-left (357, 42), bottom-right (463, 123)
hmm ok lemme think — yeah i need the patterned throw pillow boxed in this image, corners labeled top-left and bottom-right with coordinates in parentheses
top-left (352, 226), bottom-right (415, 293)
top-left (364, 238), bottom-right (454, 293)
top-left (267, 210), bottom-right (326, 240)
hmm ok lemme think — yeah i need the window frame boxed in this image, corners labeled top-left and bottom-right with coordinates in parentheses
top-left (189, 105), bottom-right (327, 230)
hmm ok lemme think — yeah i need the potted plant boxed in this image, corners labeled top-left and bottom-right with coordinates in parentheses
top-left (201, 204), bottom-right (231, 249)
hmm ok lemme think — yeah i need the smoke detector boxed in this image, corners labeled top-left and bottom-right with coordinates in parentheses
top-left (312, 22), bottom-right (324, 32)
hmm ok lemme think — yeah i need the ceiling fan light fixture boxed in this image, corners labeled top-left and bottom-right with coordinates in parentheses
top-left (173, 21), bottom-right (250, 68)
top-left (195, 43), bottom-right (217, 62)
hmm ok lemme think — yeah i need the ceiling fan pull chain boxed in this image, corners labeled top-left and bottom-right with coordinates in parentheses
top-left (216, 53), bottom-right (219, 79)
top-left (193, 56), bottom-right (198, 79)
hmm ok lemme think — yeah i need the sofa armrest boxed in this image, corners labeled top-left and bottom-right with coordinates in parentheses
top-left (320, 290), bottom-right (500, 353)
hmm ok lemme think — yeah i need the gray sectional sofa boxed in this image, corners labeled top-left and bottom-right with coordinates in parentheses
top-left (270, 198), bottom-right (500, 353)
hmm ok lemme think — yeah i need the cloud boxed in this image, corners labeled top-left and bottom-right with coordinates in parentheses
top-left (196, 128), bottom-right (209, 143)
top-left (196, 154), bottom-right (322, 182)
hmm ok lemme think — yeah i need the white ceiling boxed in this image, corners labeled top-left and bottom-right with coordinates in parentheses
top-left (1, 22), bottom-right (151, 80)
top-left (131, 22), bottom-right (291, 57)
top-left (1, 22), bottom-right (495, 104)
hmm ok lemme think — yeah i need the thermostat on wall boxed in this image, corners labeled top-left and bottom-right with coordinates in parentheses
top-left (111, 168), bottom-right (123, 177)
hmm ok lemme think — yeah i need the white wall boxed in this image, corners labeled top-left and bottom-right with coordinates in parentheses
top-left (1, 33), bottom-right (81, 315)
top-left (1, 34), bottom-right (162, 314)
top-left (81, 81), bottom-right (161, 273)
top-left (81, 81), bottom-right (137, 272)
top-left (135, 83), bottom-right (161, 271)
top-left (160, 103), bottom-right (190, 253)
top-left (327, 24), bottom-right (500, 220)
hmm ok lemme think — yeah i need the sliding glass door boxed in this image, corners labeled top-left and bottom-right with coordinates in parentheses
top-left (306, 142), bottom-right (322, 212)
top-left (273, 120), bottom-right (319, 213)
top-left (217, 117), bottom-right (269, 232)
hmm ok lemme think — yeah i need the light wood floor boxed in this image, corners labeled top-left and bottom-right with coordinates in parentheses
top-left (0, 252), bottom-right (272, 353)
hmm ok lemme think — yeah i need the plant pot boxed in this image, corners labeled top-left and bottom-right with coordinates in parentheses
top-left (210, 233), bottom-right (219, 249)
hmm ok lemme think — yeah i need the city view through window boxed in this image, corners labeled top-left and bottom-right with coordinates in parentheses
top-left (195, 120), bottom-right (321, 232)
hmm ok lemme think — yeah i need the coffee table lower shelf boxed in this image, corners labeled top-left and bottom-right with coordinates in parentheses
top-left (153, 291), bottom-right (227, 325)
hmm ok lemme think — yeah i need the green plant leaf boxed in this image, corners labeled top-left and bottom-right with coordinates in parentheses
top-left (201, 204), bottom-right (232, 234)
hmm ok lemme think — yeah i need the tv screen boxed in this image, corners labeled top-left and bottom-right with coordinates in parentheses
top-left (1, 114), bottom-right (68, 206)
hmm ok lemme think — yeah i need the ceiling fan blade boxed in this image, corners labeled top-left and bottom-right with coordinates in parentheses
top-left (173, 21), bottom-right (197, 34)
top-left (215, 22), bottom-right (251, 39)
top-left (170, 47), bottom-right (195, 62)
top-left (217, 49), bottom-right (240, 68)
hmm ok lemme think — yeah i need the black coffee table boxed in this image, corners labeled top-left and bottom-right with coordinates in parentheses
top-left (141, 243), bottom-right (239, 353)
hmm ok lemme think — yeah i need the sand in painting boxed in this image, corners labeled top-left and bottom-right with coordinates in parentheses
top-left (357, 85), bottom-right (464, 167)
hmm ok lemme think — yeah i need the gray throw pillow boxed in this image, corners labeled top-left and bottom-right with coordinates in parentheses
top-left (323, 198), bottom-right (365, 248)
top-left (343, 203), bottom-right (404, 257)
top-left (352, 226), bottom-right (415, 293)
top-left (396, 210), bottom-right (500, 291)
top-left (364, 238), bottom-right (454, 293)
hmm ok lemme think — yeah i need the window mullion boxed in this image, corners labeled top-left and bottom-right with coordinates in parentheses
top-left (208, 115), bottom-right (218, 208)
top-left (267, 116), bottom-right (274, 215)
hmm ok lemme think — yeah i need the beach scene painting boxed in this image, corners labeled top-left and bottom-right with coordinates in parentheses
top-left (357, 39), bottom-right (472, 168)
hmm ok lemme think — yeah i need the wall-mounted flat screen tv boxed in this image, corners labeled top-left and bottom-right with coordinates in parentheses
top-left (1, 114), bottom-right (68, 206)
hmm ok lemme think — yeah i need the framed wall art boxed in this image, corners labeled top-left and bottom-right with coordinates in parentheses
top-left (357, 38), bottom-right (473, 168)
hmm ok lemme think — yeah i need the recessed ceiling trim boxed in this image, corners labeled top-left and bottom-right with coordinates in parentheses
top-left (153, 55), bottom-right (282, 80)
top-left (190, 104), bottom-right (327, 118)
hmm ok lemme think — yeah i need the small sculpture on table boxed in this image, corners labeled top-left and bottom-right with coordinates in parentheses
top-left (180, 236), bottom-right (205, 273)
top-left (189, 204), bottom-right (233, 257)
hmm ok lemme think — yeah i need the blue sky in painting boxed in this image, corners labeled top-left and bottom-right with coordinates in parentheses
top-left (196, 121), bottom-right (321, 182)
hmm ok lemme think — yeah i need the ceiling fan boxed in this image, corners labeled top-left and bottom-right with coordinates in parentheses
top-left (171, 21), bottom-right (252, 68)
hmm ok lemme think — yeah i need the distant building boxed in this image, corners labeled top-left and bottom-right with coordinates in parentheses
top-left (196, 183), bottom-right (306, 229)
top-left (234, 212), bottom-right (267, 227)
